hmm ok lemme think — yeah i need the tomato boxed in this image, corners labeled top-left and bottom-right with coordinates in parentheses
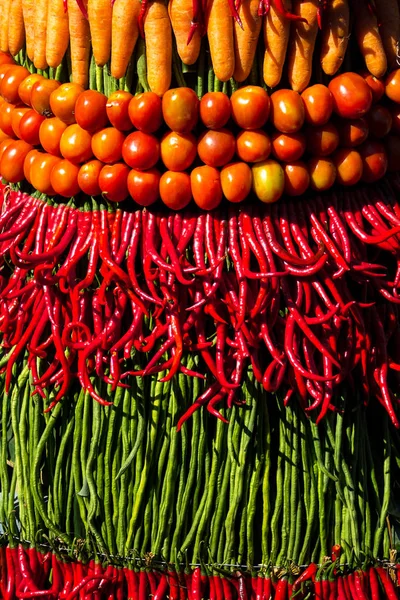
top-left (359, 140), bottom-right (388, 183)
top-left (122, 131), bottom-right (160, 170)
top-left (220, 162), bottom-right (252, 203)
top-left (49, 82), bottom-right (84, 125)
top-left (283, 161), bottom-right (310, 196)
top-left (106, 91), bottom-right (133, 131)
top-left (199, 92), bottom-right (231, 129)
top-left (39, 117), bottom-right (68, 156)
top-left (91, 127), bottom-right (125, 163)
top-left (385, 69), bottom-right (400, 104)
top-left (160, 131), bottom-right (197, 171)
top-left (336, 117), bottom-right (369, 147)
top-left (98, 163), bottom-right (130, 202)
top-left (361, 71), bottom-right (385, 104)
top-left (301, 84), bottom-right (333, 126)
top-left (23, 149), bottom-right (41, 183)
top-left (333, 148), bottom-right (363, 186)
top-left (366, 104), bottom-right (392, 138)
top-left (162, 88), bottom-right (199, 133)
top-left (0, 138), bottom-right (14, 163)
top-left (236, 129), bottom-right (271, 163)
top-left (0, 139), bottom-right (33, 182)
top-left (197, 128), bottom-right (235, 168)
top-left (18, 73), bottom-right (43, 107)
top-left (252, 160), bottom-right (285, 203)
top-left (191, 165), bottom-right (223, 210)
top-left (78, 160), bottom-right (104, 196)
top-left (0, 64), bottom-right (17, 90)
top-left (308, 157), bottom-right (336, 191)
top-left (230, 86), bottom-right (270, 129)
top-left (305, 123), bottom-right (339, 157)
top-left (0, 128), bottom-right (9, 144)
top-left (30, 78), bottom-right (61, 116)
top-left (74, 90), bottom-right (109, 132)
top-left (271, 131), bottom-right (306, 161)
top-left (127, 167), bottom-right (161, 206)
top-left (328, 72), bottom-right (372, 119)
top-left (50, 159), bottom-right (81, 197)
top-left (30, 152), bottom-right (60, 194)
top-left (0, 53), bottom-right (16, 66)
top-left (385, 135), bottom-right (400, 172)
top-left (128, 92), bottom-right (162, 133)
top-left (390, 104), bottom-right (400, 134)
top-left (159, 171), bottom-right (192, 210)
top-left (269, 89), bottom-right (305, 133)
top-left (60, 124), bottom-right (93, 164)
top-left (10, 105), bottom-right (30, 139)
top-left (0, 101), bottom-right (17, 136)
top-left (0, 66), bottom-right (29, 104)
top-left (19, 110), bottom-right (45, 145)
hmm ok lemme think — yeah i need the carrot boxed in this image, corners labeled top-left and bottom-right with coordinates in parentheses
top-left (0, 0), bottom-right (12, 52)
top-left (320, 0), bottom-right (349, 75)
top-left (46, 0), bottom-right (69, 68)
top-left (353, 0), bottom-right (387, 77)
top-left (8, 0), bottom-right (25, 56)
top-left (33, 0), bottom-right (49, 68)
top-left (287, 0), bottom-right (319, 92)
top-left (206, 0), bottom-right (235, 81)
top-left (373, 0), bottom-right (400, 70)
top-left (233, 0), bottom-right (262, 81)
top-left (68, 0), bottom-right (90, 88)
top-left (111, 0), bottom-right (141, 78)
top-left (144, 0), bottom-right (172, 96)
top-left (88, 0), bottom-right (112, 67)
top-left (263, 0), bottom-right (291, 88)
top-left (22, 0), bottom-right (35, 61)
top-left (168, 0), bottom-right (202, 65)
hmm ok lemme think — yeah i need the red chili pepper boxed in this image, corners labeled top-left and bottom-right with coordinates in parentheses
top-left (375, 567), bottom-right (398, 600)
top-left (293, 564), bottom-right (318, 590)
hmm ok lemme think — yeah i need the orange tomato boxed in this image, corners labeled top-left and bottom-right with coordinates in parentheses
top-left (191, 165), bottom-right (223, 210)
top-left (221, 162), bottom-right (252, 203)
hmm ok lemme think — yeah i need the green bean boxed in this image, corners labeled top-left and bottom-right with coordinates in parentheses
top-left (72, 388), bottom-right (88, 533)
top-left (373, 413), bottom-right (391, 557)
top-left (247, 391), bottom-right (265, 566)
top-left (86, 395), bottom-right (106, 550)
top-left (270, 417), bottom-right (284, 565)
top-left (277, 406), bottom-right (292, 566)
top-left (287, 407), bottom-right (299, 561)
top-left (260, 397), bottom-right (271, 565)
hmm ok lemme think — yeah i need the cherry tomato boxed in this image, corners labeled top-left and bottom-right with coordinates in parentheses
top-left (0, 65), bottom-right (29, 104)
top-left (127, 167), bottom-right (161, 206)
top-left (385, 135), bottom-right (400, 172)
top-left (252, 160), bottom-right (285, 203)
top-left (106, 91), bottom-right (133, 131)
top-left (30, 78), bottom-right (61, 116)
top-left (197, 128), bottom-right (236, 167)
top-left (220, 162), bottom-right (252, 203)
top-left (74, 90), bottom-right (109, 132)
top-left (301, 84), bottom-right (333, 126)
top-left (30, 152), bottom-right (61, 194)
top-left (333, 148), bottom-right (363, 186)
top-left (359, 140), bottom-right (388, 183)
top-left (361, 71), bottom-right (385, 104)
top-left (50, 159), bottom-right (81, 197)
top-left (49, 82), bottom-right (84, 124)
top-left (39, 117), bottom-right (68, 156)
top-left (128, 92), bottom-right (163, 133)
top-left (19, 110), bottom-right (45, 145)
top-left (23, 149), bottom-right (41, 183)
top-left (98, 163), bottom-right (130, 202)
top-left (270, 89), bottom-right (305, 133)
top-left (199, 92), bottom-right (231, 128)
top-left (0, 138), bottom-right (14, 163)
top-left (308, 157), bottom-right (336, 191)
top-left (78, 160), bottom-right (104, 196)
top-left (0, 101), bottom-right (17, 136)
top-left (122, 131), bottom-right (160, 170)
top-left (328, 72), bottom-right (372, 119)
top-left (60, 124), bottom-right (93, 164)
top-left (10, 105), bottom-right (30, 139)
top-left (271, 131), bottom-right (306, 161)
top-left (385, 69), bottom-right (400, 104)
top-left (159, 171), bottom-right (192, 210)
top-left (283, 161), bottom-right (310, 196)
top-left (366, 104), bottom-right (392, 138)
top-left (336, 117), bottom-right (369, 147)
top-left (191, 165), bottom-right (223, 210)
top-left (18, 73), bottom-right (43, 107)
top-left (162, 88), bottom-right (199, 133)
top-left (236, 129), bottom-right (271, 163)
top-left (305, 122), bottom-right (339, 157)
top-left (91, 127), bottom-right (125, 163)
top-left (0, 139), bottom-right (33, 182)
top-left (160, 131), bottom-right (197, 171)
top-left (230, 86), bottom-right (270, 129)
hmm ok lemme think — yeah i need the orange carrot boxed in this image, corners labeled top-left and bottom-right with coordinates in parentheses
top-left (287, 0), bottom-right (319, 92)
top-left (206, 0), bottom-right (235, 81)
top-left (263, 0), bottom-right (291, 88)
top-left (144, 0), bottom-right (172, 96)
top-left (0, 0), bottom-right (12, 52)
top-left (8, 0), bottom-right (25, 56)
top-left (88, 0), bottom-right (112, 67)
top-left (22, 0), bottom-right (35, 61)
top-left (33, 0), bottom-right (49, 68)
top-left (111, 0), bottom-right (141, 78)
top-left (353, 0), bottom-right (387, 77)
top-left (374, 0), bottom-right (400, 70)
top-left (46, 0), bottom-right (69, 68)
top-left (320, 0), bottom-right (349, 76)
top-left (68, 0), bottom-right (90, 88)
top-left (233, 0), bottom-right (261, 81)
top-left (168, 0), bottom-right (201, 65)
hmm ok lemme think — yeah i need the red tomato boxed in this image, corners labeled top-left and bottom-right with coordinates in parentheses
top-left (199, 92), bottom-right (231, 129)
top-left (236, 129), bottom-right (271, 163)
top-left (0, 53), bottom-right (16, 66)
top-left (0, 138), bottom-right (14, 163)
top-left (98, 163), bottom-right (130, 202)
top-left (336, 117), bottom-right (369, 147)
top-left (0, 101), bottom-right (17, 136)
top-left (162, 88), bottom-right (199, 133)
top-left (252, 160), bottom-right (285, 203)
top-left (39, 117), bottom-right (68, 156)
top-left (333, 148), bottom-right (363, 186)
top-left (0, 139), bottom-right (32, 182)
top-left (74, 90), bottom-right (109, 132)
top-left (127, 167), bottom-right (161, 206)
top-left (270, 89), bottom-right (305, 133)
top-left (49, 82), bottom-right (84, 124)
top-left (361, 71), bottom-right (385, 104)
top-left (129, 92), bottom-right (163, 133)
top-left (160, 131), bottom-right (197, 171)
top-left (197, 128), bottom-right (235, 168)
top-left (0, 64), bottom-right (15, 90)
top-left (30, 79), bottom-right (61, 116)
top-left (230, 86), bottom-right (270, 129)
top-left (106, 91), bottom-right (133, 131)
top-left (159, 171), bottom-right (192, 210)
top-left (0, 65), bottom-right (29, 104)
top-left (0, 128), bottom-right (9, 144)
top-left (60, 124), bottom-right (93, 164)
top-left (385, 135), bottom-right (400, 172)
top-left (359, 140), bottom-right (388, 183)
top-left (78, 160), bottom-right (104, 196)
top-left (283, 161), bottom-right (310, 196)
top-left (220, 162), bottom-right (252, 203)
top-left (23, 149), bottom-right (40, 183)
top-left (308, 157), bottom-right (336, 191)
top-left (191, 165), bottom-right (223, 210)
top-left (328, 72), bottom-right (372, 119)
top-left (122, 131), bottom-right (160, 170)
top-left (91, 127), bottom-right (125, 163)
top-left (366, 104), bottom-right (392, 138)
top-left (301, 84), bottom-right (333, 126)
top-left (385, 69), bottom-right (400, 104)
top-left (305, 123), bottom-right (339, 157)
top-left (10, 106), bottom-right (30, 139)
top-left (50, 159), bottom-right (81, 197)
top-left (30, 152), bottom-right (61, 194)
top-left (271, 131), bottom-right (306, 161)
top-left (19, 110), bottom-right (45, 146)
top-left (18, 74), bottom-right (43, 107)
